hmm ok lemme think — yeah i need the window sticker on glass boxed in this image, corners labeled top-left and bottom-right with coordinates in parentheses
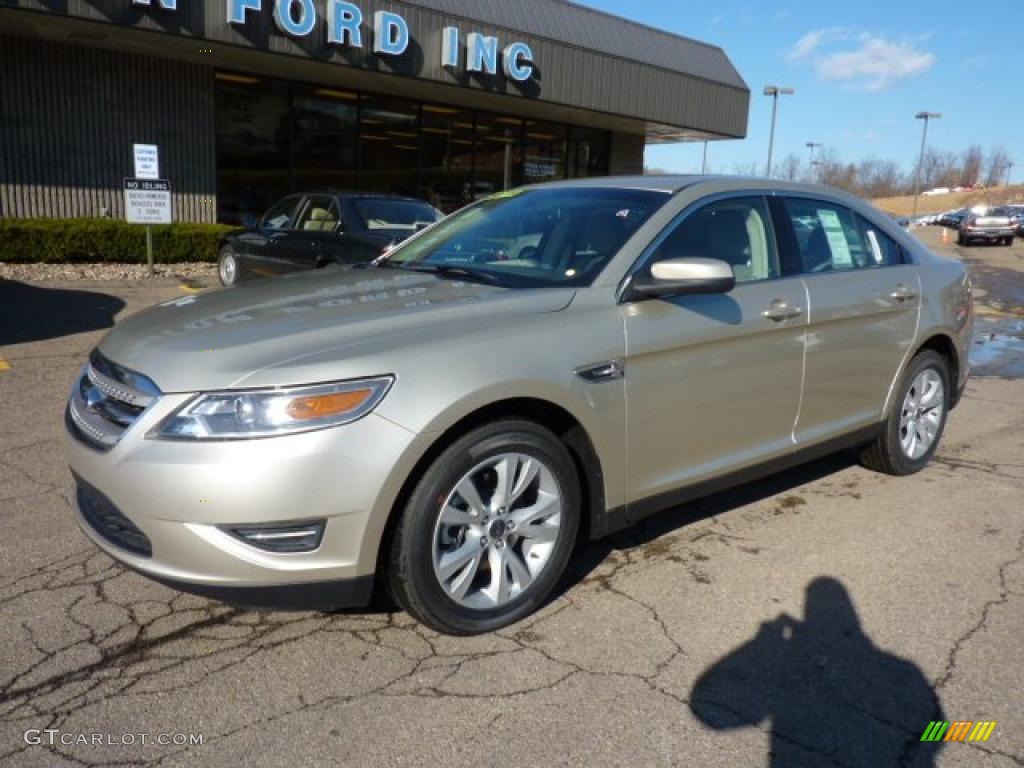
top-left (865, 229), bottom-right (883, 265)
top-left (616, 209), bottom-right (631, 218)
top-left (817, 209), bottom-right (853, 267)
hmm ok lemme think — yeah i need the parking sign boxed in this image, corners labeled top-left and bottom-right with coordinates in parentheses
top-left (124, 178), bottom-right (172, 224)
top-left (133, 144), bottom-right (160, 180)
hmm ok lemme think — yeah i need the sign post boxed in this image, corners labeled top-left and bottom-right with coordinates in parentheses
top-left (130, 144), bottom-right (163, 274)
top-left (124, 178), bottom-right (172, 274)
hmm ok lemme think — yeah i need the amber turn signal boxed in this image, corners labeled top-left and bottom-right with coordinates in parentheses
top-left (285, 389), bottom-right (374, 421)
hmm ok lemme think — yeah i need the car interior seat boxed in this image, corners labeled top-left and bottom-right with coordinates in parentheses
top-left (303, 207), bottom-right (338, 231)
top-left (803, 226), bottom-right (834, 272)
top-left (565, 209), bottom-right (627, 276)
top-left (706, 209), bottom-right (753, 280)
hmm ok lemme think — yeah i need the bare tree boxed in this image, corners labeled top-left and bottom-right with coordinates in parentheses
top-left (731, 161), bottom-right (761, 177)
top-left (960, 145), bottom-right (983, 187)
top-left (984, 146), bottom-right (1013, 187)
top-left (856, 158), bottom-right (905, 198)
top-left (918, 148), bottom-right (960, 189)
top-left (776, 153), bottom-right (802, 181)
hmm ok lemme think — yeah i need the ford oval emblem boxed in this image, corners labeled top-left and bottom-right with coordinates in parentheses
top-left (85, 386), bottom-right (105, 413)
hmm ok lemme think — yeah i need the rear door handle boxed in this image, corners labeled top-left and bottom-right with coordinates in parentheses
top-left (890, 286), bottom-right (918, 302)
top-left (763, 301), bottom-right (803, 321)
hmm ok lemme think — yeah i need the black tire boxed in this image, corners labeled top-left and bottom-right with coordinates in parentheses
top-left (217, 246), bottom-right (239, 287)
top-left (1004, 237), bottom-right (1013, 247)
top-left (860, 350), bottom-right (951, 476)
top-left (387, 420), bottom-right (581, 635)
top-left (956, 231), bottom-right (965, 246)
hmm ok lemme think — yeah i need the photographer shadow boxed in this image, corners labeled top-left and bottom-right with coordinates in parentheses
top-left (691, 577), bottom-right (945, 767)
top-left (0, 279), bottom-right (125, 346)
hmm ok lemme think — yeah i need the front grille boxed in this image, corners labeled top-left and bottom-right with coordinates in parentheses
top-left (75, 475), bottom-right (152, 557)
top-left (66, 350), bottom-right (160, 450)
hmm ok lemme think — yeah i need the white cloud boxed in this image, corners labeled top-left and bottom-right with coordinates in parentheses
top-left (788, 30), bottom-right (936, 92)
top-left (786, 27), bottom-right (847, 62)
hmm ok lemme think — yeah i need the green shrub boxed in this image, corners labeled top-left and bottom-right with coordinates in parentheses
top-left (0, 218), bottom-right (237, 264)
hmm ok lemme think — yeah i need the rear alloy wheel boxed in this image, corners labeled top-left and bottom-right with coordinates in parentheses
top-left (860, 350), bottom-right (950, 475)
top-left (388, 420), bottom-right (580, 635)
top-left (217, 247), bottom-right (238, 287)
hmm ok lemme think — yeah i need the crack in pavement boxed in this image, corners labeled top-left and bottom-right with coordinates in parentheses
top-left (934, 531), bottom-right (1024, 692)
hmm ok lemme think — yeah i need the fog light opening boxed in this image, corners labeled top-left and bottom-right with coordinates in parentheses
top-left (224, 519), bottom-right (326, 553)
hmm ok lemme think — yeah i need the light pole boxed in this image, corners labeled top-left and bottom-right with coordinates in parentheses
top-left (702, 140), bottom-right (709, 174)
top-left (912, 111), bottom-right (941, 218)
top-left (806, 141), bottom-right (822, 167)
top-left (764, 85), bottom-right (795, 177)
top-left (1006, 161), bottom-right (1014, 188)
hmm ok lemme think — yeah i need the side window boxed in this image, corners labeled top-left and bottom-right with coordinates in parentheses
top-left (295, 197), bottom-right (341, 232)
top-left (856, 214), bottom-right (904, 266)
top-left (261, 196), bottom-right (300, 231)
top-left (650, 196), bottom-right (779, 284)
top-left (782, 199), bottom-right (871, 273)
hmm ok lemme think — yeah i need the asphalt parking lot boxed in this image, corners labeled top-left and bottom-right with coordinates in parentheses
top-left (1, 228), bottom-right (1022, 768)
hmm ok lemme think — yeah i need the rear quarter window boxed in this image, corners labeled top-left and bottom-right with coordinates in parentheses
top-left (856, 214), bottom-right (906, 267)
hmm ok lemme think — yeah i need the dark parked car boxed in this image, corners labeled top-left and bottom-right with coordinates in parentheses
top-left (218, 193), bottom-right (443, 286)
top-left (993, 205), bottom-right (1024, 236)
top-left (938, 208), bottom-right (967, 229)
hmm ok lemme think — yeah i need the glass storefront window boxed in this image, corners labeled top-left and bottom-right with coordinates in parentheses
top-left (215, 73), bottom-right (290, 225)
top-left (474, 113), bottom-right (523, 198)
top-left (291, 86), bottom-right (358, 194)
top-left (360, 96), bottom-right (419, 198)
top-left (213, 71), bottom-right (613, 224)
top-left (419, 105), bottom-right (475, 213)
top-left (569, 126), bottom-right (611, 179)
top-left (522, 120), bottom-right (567, 184)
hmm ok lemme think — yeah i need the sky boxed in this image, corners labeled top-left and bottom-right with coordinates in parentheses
top-left (576, 0), bottom-right (1023, 180)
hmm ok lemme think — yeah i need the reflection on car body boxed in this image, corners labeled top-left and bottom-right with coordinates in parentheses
top-left (216, 192), bottom-right (442, 286)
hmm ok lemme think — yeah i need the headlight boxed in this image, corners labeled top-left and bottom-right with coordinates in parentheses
top-left (152, 376), bottom-right (393, 440)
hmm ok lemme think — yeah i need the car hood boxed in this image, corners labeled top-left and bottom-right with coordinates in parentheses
top-left (98, 267), bottom-right (575, 393)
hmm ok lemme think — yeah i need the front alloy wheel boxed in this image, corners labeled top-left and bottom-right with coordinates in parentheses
top-left (432, 453), bottom-right (563, 609)
top-left (388, 421), bottom-right (580, 635)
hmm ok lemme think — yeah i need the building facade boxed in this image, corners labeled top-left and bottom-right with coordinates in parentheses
top-left (0, 0), bottom-right (748, 224)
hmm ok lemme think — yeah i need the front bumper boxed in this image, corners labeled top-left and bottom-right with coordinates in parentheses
top-left (64, 389), bottom-right (420, 610)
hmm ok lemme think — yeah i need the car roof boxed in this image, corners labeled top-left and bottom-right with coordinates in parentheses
top-left (302, 192), bottom-right (433, 204)
top-left (527, 175), bottom-right (861, 198)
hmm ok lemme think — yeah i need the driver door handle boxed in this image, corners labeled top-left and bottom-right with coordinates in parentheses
top-left (890, 285), bottom-right (918, 303)
top-left (763, 301), bottom-right (803, 321)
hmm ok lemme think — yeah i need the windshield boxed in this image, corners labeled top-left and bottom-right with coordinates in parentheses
top-left (384, 187), bottom-right (670, 288)
top-left (354, 199), bottom-right (441, 232)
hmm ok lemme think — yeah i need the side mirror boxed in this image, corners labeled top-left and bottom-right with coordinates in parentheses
top-left (624, 258), bottom-right (736, 301)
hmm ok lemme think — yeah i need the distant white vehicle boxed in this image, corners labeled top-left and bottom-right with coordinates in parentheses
top-left (922, 187), bottom-right (950, 197)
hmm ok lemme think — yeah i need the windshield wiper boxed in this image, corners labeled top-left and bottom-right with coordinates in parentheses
top-left (398, 264), bottom-right (502, 285)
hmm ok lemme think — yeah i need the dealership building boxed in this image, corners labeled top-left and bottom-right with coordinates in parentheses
top-left (0, 0), bottom-right (748, 223)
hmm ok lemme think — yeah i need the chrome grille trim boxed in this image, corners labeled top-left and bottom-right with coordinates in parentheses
top-left (66, 352), bottom-right (162, 450)
top-left (68, 391), bottom-right (120, 448)
top-left (87, 365), bottom-right (155, 408)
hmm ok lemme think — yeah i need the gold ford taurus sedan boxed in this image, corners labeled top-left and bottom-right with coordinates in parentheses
top-left (64, 177), bottom-right (972, 635)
